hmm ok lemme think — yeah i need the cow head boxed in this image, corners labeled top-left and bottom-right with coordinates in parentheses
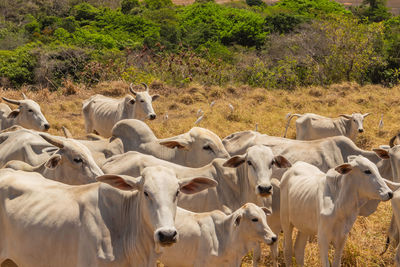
top-left (223, 145), bottom-right (291, 197)
top-left (231, 203), bottom-right (277, 245)
top-left (128, 83), bottom-right (159, 121)
top-left (373, 139), bottom-right (400, 183)
top-left (2, 95), bottom-right (50, 131)
top-left (96, 166), bottom-right (217, 248)
top-left (40, 134), bottom-right (104, 184)
top-left (335, 155), bottom-right (393, 201)
top-left (159, 127), bottom-right (230, 167)
top-left (340, 113), bottom-right (370, 134)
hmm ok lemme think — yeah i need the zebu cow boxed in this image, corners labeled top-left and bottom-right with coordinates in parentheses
top-left (0, 166), bottom-right (217, 267)
top-left (283, 112), bottom-right (370, 141)
top-left (280, 157), bottom-right (392, 267)
top-left (82, 83), bottom-right (159, 137)
top-left (110, 119), bottom-right (230, 168)
top-left (2, 134), bottom-right (103, 185)
top-left (101, 146), bottom-right (291, 214)
top-left (0, 94), bottom-right (50, 131)
top-left (160, 203), bottom-right (277, 267)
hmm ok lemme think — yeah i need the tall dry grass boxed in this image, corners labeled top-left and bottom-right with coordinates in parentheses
top-left (1, 81), bottom-right (399, 266)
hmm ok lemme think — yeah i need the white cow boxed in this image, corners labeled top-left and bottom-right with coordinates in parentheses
top-left (101, 145), bottom-right (291, 214)
top-left (284, 112), bottom-right (370, 141)
top-left (2, 134), bottom-right (104, 185)
top-left (0, 94), bottom-right (50, 131)
top-left (0, 166), bottom-right (217, 267)
top-left (280, 156), bottom-right (393, 267)
top-left (160, 203), bottom-right (277, 267)
top-left (82, 83), bottom-right (159, 137)
top-left (110, 119), bottom-right (230, 168)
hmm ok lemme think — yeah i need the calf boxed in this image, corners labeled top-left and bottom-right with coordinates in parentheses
top-left (160, 203), bottom-right (277, 267)
top-left (280, 156), bottom-right (392, 267)
top-left (0, 166), bottom-right (216, 267)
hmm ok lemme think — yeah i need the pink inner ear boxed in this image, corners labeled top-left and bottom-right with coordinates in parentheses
top-left (115, 180), bottom-right (133, 190)
top-left (181, 183), bottom-right (198, 193)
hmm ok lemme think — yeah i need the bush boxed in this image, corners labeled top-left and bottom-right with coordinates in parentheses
top-left (246, 0), bottom-right (263, 7)
top-left (265, 13), bottom-right (307, 34)
top-left (121, 0), bottom-right (140, 14)
top-left (275, 0), bottom-right (351, 17)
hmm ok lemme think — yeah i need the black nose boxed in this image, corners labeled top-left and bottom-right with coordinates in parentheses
top-left (158, 230), bottom-right (178, 244)
top-left (388, 191), bottom-right (394, 199)
top-left (149, 114), bottom-right (156, 120)
top-left (271, 236), bottom-right (277, 243)
top-left (44, 124), bottom-right (50, 130)
top-left (258, 185), bottom-right (272, 195)
top-left (358, 129), bottom-right (364, 133)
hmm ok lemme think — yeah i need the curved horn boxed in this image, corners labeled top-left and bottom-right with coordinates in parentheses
top-left (129, 83), bottom-right (137, 96)
top-left (389, 134), bottom-right (399, 148)
top-left (21, 92), bottom-right (27, 99)
top-left (61, 126), bottom-right (73, 139)
top-left (2, 97), bottom-right (20, 105)
top-left (39, 134), bottom-right (64, 149)
top-left (141, 82), bottom-right (149, 92)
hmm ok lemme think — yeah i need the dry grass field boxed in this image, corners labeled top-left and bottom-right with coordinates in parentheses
top-left (1, 81), bottom-right (400, 266)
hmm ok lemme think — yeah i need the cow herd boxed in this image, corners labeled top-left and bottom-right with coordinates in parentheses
top-left (0, 86), bottom-right (400, 266)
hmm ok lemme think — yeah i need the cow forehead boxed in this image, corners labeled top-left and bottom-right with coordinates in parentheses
top-left (241, 203), bottom-right (264, 218)
top-left (190, 127), bottom-right (222, 144)
top-left (141, 167), bottom-right (179, 192)
top-left (351, 156), bottom-right (378, 171)
top-left (21, 100), bottom-right (41, 111)
top-left (246, 145), bottom-right (274, 161)
top-left (63, 139), bottom-right (93, 159)
top-left (352, 113), bottom-right (364, 120)
top-left (135, 91), bottom-right (152, 100)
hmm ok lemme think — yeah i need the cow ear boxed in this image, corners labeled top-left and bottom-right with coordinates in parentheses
top-left (223, 155), bottom-right (245, 168)
top-left (179, 177), bottom-right (218, 194)
top-left (363, 113), bottom-right (371, 118)
top-left (45, 154), bottom-right (62, 169)
top-left (339, 114), bottom-right (352, 119)
top-left (96, 174), bottom-right (142, 191)
top-left (234, 214), bottom-right (242, 226)
top-left (262, 207), bottom-right (272, 216)
top-left (152, 94), bottom-right (160, 101)
top-left (160, 139), bottom-right (190, 150)
top-left (373, 148), bottom-right (390, 159)
top-left (273, 155), bottom-right (291, 168)
top-left (7, 110), bottom-right (20, 119)
top-left (335, 163), bottom-right (353, 175)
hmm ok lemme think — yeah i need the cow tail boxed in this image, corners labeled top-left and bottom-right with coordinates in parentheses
top-left (380, 236), bottom-right (390, 255)
top-left (283, 113), bottom-right (302, 138)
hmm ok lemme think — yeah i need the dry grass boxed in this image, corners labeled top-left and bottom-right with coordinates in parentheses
top-left (1, 81), bottom-right (400, 266)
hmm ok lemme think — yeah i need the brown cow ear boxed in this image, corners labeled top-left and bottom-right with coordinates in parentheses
top-left (152, 95), bottom-right (160, 101)
top-left (7, 110), bottom-right (20, 119)
top-left (159, 139), bottom-right (190, 150)
top-left (97, 175), bottom-right (142, 191)
top-left (223, 155), bottom-right (246, 168)
top-left (234, 213), bottom-right (242, 226)
top-left (262, 207), bottom-right (272, 216)
top-left (335, 163), bottom-right (353, 175)
top-left (273, 156), bottom-right (291, 168)
top-left (373, 148), bottom-right (390, 159)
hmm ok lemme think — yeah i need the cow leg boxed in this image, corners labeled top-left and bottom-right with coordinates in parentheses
top-left (270, 240), bottom-right (279, 267)
top-left (396, 244), bottom-right (400, 267)
top-left (317, 234), bottom-right (330, 267)
top-left (252, 243), bottom-right (261, 267)
top-left (282, 224), bottom-right (294, 267)
top-left (332, 235), bottom-right (346, 267)
top-left (294, 231), bottom-right (308, 266)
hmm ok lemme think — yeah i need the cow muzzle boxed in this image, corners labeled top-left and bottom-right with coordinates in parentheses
top-left (149, 114), bottom-right (156, 120)
top-left (257, 185), bottom-right (273, 197)
top-left (358, 129), bottom-right (364, 133)
top-left (266, 235), bottom-right (277, 245)
top-left (43, 124), bottom-right (50, 131)
top-left (155, 228), bottom-right (178, 246)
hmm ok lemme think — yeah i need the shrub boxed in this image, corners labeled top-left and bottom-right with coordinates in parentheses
top-left (265, 13), bottom-right (307, 34)
top-left (121, 0), bottom-right (140, 14)
top-left (246, 0), bottom-right (263, 7)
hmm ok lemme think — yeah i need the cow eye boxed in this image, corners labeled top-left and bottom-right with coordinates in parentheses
top-left (28, 109), bottom-right (33, 112)
top-left (73, 158), bottom-right (83, 163)
top-left (247, 161), bottom-right (252, 166)
top-left (140, 100), bottom-right (144, 103)
top-left (144, 191), bottom-right (149, 197)
top-left (364, 170), bottom-right (371, 175)
top-left (252, 218), bottom-right (258, 222)
top-left (203, 145), bottom-right (212, 151)
top-left (176, 191), bottom-right (180, 197)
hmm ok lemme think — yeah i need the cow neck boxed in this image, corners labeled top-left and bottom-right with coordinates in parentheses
top-left (237, 164), bottom-right (258, 206)
top-left (98, 185), bottom-right (156, 266)
top-left (325, 174), bottom-right (362, 228)
top-left (337, 117), bottom-right (353, 138)
top-left (119, 96), bottom-right (132, 120)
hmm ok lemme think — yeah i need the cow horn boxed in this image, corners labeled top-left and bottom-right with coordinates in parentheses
top-left (2, 97), bottom-right (20, 105)
top-left (21, 92), bottom-right (27, 99)
top-left (141, 82), bottom-right (149, 92)
top-left (39, 134), bottom-right (64, 149)
top-left (389, 134), bottom-right (399, 148)
top-left (129, 83), bottom-right (137, 96)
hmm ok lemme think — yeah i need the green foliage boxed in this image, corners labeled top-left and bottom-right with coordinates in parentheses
top-left (246, 0), bottom-right (263, 7)
top-left (121, 0), bottom-right (140, 14)
top-left (275, 0), bottom-right (351, 17)
top-left (143, 0), bottom-right (173, 10)
top-left (353, 0), bottom-right (391, 22)
top-left (265, 13), bottom-right (306, 34)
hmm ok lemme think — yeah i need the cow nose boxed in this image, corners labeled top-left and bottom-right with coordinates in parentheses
top-left (271, 236), bottom-right (277, 243)
top-left (388, 191), bottom-right (394, 200)
top-left (257, 185), bottom-right (272, 196)
top-left (158, 230), bottom-right (178, 245)
top-left (44, 124), bottom-right (50, 131)
top-left (149, 114), bottom-right (156, 120)
top-left (358, 129), bottom-right (364, 133)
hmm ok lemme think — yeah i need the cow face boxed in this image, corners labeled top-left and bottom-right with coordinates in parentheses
top-left (129, 83), bottom-right (159, 121)
top-left (341, 113), bottom-right (369, 134)
top-left (40, 134), bottom-right (104, 184)
top-left (159, 127), bottom-right (230, 167)
top-left (232, 203), bottom-right (277, 245)
top-left (223, 145), bottom-right (291, 197)
top-left (2, 97), bottom-right (50, 131)
top-left (96, 166), bottom-right (217, 248)
top-left (336, 156), bottom-right (393, 201)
